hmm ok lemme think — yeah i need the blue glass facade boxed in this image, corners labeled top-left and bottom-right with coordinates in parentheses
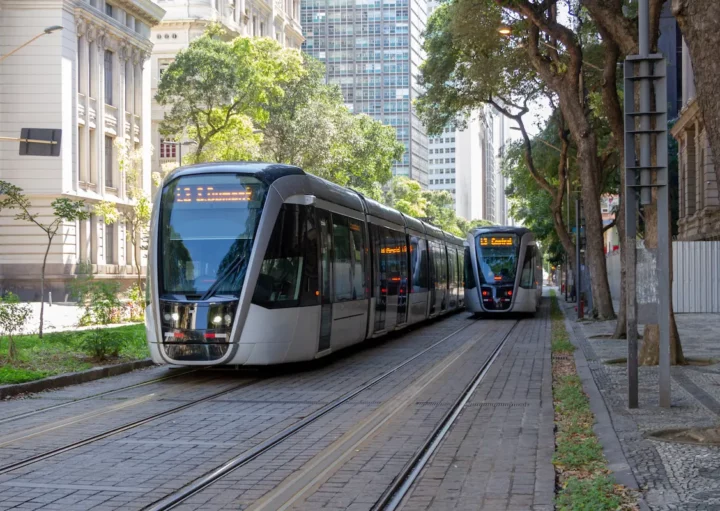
top-left (301, 0), bottom-right (428, 186)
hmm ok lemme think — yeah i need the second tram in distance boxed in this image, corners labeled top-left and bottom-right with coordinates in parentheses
top-left (464, 226), bottom-right (542, 314)
top-left (145, 162), bottom-right (466, 366)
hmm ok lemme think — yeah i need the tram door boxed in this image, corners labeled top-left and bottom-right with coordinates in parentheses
top-left (317, 209), bottom-right (333, 352)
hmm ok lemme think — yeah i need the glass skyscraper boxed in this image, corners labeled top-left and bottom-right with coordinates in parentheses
top-left (301, 0), bottom-right (429, 186)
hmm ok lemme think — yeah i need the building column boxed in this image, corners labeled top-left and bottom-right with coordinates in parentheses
top-left (685, 126), bottom-right (697, 217)
top-left (696, 121), bottom-right (704, 212)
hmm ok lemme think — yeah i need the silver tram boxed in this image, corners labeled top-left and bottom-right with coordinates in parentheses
top-left (145, 162), bottom-right (466, 366)
top-left (464, 226), bottom-right (542, 314)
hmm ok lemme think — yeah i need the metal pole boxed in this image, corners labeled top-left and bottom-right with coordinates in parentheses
top-left (178, 142), bottom-right (182, 167)
top-left (576, 199), bottom-right (583, 319)
top-left (566, 168), bottom-right (571, 301)
top-left (655, 60), bottom-right (671, 408)
top-left (639, 0), bottom-right (652, 206)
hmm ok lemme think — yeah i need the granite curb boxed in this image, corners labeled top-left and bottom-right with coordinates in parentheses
top-left (557, 296), bottom-right (652, 511)
top-left (0, 358), bottom-right (154, 399)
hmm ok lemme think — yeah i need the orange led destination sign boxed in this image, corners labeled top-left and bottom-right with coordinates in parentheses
top-left (381, 245), bottom-right (407, 254)
top-left (175, 185), bottom-right (254, 203)
top-left (479, 236), bottom-right (514, 247)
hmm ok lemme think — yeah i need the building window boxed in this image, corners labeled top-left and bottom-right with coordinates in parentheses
top-left (260, 22), bottom-right (265, 36)
top-left (160, 140), bottom-right (177, 159)
top-left (105, 136), bottom-right (114, 187)
top-left (105, 2), bottom-right (113, 17)
top-left (106, 223), bottom-right (115, 265)
top-left (88, 43), bottom-right (95, 97)
top-left (104, 50), bottom-right (113, 105)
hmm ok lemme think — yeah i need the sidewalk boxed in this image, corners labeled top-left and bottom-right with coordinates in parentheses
top-left (561, 293), bottom-right (720, 510)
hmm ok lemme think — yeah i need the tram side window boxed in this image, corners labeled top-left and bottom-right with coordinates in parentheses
top-left (464, 246), bottom-right (476, 289)
top-left (411, 236), bottom-right (429, 292)
top-left (520, 246), bottom-right (536, 289)
top-left (333, 215), bottom-right (354, 301)
top-left (372, 224), bottom-right (384, 295)
top-left (349, 219), bottom-right (367, 299)
top-left (395, 230), bottom-right (408, 293)
top-left (448, 247), bottom-right (457, 291)
top-left (252, 204), bottom-right (319, 308)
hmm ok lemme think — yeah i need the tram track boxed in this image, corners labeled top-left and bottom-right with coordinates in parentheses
top-left (373, 320), bottom-right (520, 511)
top-left (142, 319), bottom-right (507, 511)
top-left (0, 378), bottom-right (260, 476)
top-left (0, 368), bottom-right (199, 426)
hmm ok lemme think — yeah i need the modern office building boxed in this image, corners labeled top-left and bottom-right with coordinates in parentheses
top-left (151, 0), bottom-right (303, 174)
top-left (301, 0), bottom-right (429, 185)
top-left (0, 0), bottom-right (164, 300)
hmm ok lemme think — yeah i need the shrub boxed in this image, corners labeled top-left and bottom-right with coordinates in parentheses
top-left (71, 277), bottom-right (121, 326)
top-left (0, 292), bottom-right (32, 362)
top-left (79, 328), bottom-right (125, 361)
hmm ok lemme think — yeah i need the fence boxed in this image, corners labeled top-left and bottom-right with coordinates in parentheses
top-left (606, 241), bottom-right (720, 313)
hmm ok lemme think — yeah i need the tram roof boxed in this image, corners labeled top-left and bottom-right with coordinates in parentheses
top-left (470, 226), bottom-right (533, 236)
top-left (163, 161), bottom-right (305, 185)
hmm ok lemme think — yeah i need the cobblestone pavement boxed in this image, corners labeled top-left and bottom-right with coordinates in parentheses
top-left (561, 296), bottom-right (720, 511)
top-left (0, 304), bottom-right (555, 511)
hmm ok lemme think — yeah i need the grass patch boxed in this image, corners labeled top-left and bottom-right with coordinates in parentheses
top-left (556, 474), bottom-right (623, 511)
top-left (0, 324), bottom-right (148, 386)
top-left (550, 291), bottom-right (575, 354)
top-left (549, 290), bottom-right (637, 510)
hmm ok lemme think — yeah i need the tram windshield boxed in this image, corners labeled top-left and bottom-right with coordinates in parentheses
top-left (475, 233), bottom-right (520, 285)
top-left (159, 174), bottom-right (268, 299)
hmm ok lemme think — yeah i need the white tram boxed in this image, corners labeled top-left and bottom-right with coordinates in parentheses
top-left (145, 162), bottom-right (466, 366)
top-left (464, 227), bottom-right (543, 314)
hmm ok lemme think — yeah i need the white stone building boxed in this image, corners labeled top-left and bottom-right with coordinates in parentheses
top-left (0, 0), bottom-right (164, 300)
top-left (150, 0), bottom-right (303, 173)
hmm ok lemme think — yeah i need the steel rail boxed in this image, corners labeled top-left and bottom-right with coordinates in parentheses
top-left (143, 321), bottom-right (477, 511)
top-left (372, 320), bottom-right (521, 511)
top-left (0, 369), bottom-right (199, 426)
top-left (0, 378), bottom-right (260, 475)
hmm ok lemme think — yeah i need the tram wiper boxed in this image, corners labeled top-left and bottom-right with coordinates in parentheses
top-left (200, 255), bottom-right (247, 301)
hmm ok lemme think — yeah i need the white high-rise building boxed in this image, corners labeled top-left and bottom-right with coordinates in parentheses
top-left (150, 0), bottom-right (303, 175)
top-left (429, 107), bottom-right (498, 223)
top-left (0, 0), bottom-right (164, 299)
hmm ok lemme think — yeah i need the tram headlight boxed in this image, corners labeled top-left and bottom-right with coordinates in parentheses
top-left (164, 313), bottom-right (171, 321)
top-left (171, 312), bottom-right (179, 321)
top-left (224, 314), bottom-right (232, 325)
top-left (212, 315), bottom-right (222, 325)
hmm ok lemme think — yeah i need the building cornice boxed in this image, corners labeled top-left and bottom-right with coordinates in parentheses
top-left (671, 98), bottom-right (700, 138)
top-left (76, 8), bottom-right (153, 59)
top-left (106, 0), bottom-right (165, 26)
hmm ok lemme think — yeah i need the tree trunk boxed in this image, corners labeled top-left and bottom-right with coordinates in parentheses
top-left (638, 203), bottom-right (686, 365)
top-left (572, 130), bottom-right (616, 320)
top-left (8, 335), bottom-right (17, 362)
top-left (133, 228), bottom-right (143, 293)
top-left (39, 236), bottom-right (52, 339)
top-left (673, 0), bottom-right (720, 189)
top-left (599, 36), bottom-right (628, 338)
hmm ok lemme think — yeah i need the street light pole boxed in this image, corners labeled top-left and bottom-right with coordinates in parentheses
top-left (0, 26), bottom-right (63, 64)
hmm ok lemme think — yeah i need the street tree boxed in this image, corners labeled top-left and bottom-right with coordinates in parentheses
top-left (0, 292), bottom-right (32, 362)
top-left (156, 27), bottom-right (304, 161)
top-left (581, 0), bottom-right (685, 363)
top-left (672, 0), bottom-right (720, 190)
top-left (261, 55), bottom-right (403, 192)
top-left (417, 2), bottom-right (597, 305)
top-left (382, 177), bottom-right (428, 219)
top-left (0, 181), bottom-right (88, 338)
